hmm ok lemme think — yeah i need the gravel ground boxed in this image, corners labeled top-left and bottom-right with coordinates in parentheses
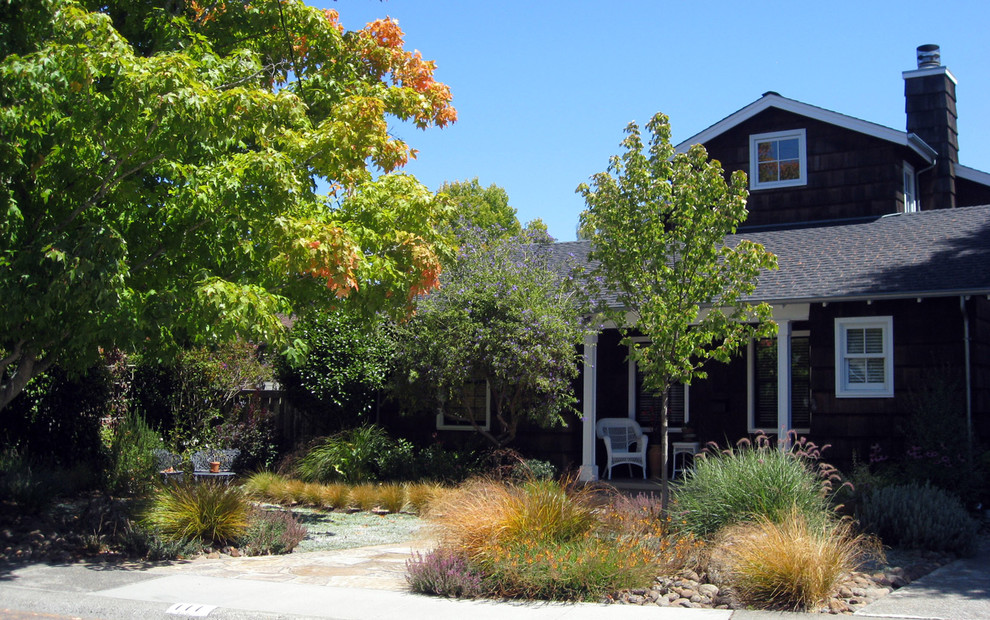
top-left (285, 507), bottom-right (431, 552)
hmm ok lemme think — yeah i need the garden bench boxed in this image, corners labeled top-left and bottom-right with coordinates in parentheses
top-left (191, 448), bottom-right (240, 483)
top-left (154, 449), bottom-right (184, 484)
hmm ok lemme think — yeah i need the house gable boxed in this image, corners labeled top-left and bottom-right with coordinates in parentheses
top-left (698, 106), bottom-right (930, 227)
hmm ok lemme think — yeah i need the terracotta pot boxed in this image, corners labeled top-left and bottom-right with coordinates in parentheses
top-left (209, 461), bottom-right (221, 473)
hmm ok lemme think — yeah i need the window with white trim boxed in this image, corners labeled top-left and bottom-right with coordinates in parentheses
top-left (748, 333), bottom-right (811, 433)
top-left (903, 161), bottom-right (918, 212)
top-left (749, 129), bottom-right (807, 190)
top-left (436, 378), bottom-right (491, 430)
top-left (628, 340), bottom-right (688, 430)
top-left (835, 317), bottom-right (893, 398)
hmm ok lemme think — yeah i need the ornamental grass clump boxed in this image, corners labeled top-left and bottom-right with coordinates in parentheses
top-left (318, 482), bottom-right (351, 510)
top-left (349, 482), bottom-right (382, 511)
top-left (717, 507), bottom-right (878, 611)
top-left (141, 481), bottom-right (250, 544)
top-left (242, 471), bottom-right (284, 500)
top-left (674, 433), bottom-right (839, 539)
top-left (377, 482), bottom-right (407, 513)
top-left (421, 477), bottom-right (660, 600)
top-left (404, 482), bottom-right (444, 514)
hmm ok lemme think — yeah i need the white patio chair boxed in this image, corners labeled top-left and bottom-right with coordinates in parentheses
top-left (595, 417), bottom-right (649, 479)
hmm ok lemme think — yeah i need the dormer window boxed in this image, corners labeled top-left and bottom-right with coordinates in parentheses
top-left (749, 129), bottom-right (807, 190)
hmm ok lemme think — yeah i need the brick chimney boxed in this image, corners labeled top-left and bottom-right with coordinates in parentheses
top-left (903, 44), bottom-right (958, 209)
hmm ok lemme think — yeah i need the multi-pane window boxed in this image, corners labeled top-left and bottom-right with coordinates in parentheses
top-left (750, 335), bottom-right (811, 432)
top-left (835, 317), bottom-right (893, 398)
top-left (749, 129), bottom-right (807, 190)
top-left (437, 378), bottom-right (491, 430)
top-left (635, 370), bottom-right (686, 429)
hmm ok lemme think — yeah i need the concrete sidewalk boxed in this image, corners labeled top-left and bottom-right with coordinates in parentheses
top-left (1, 536), bottom-right (987, 619)
top-left (852, 536), bottom-right (990, 620)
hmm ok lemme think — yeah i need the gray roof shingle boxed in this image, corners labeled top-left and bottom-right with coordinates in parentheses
top-left (551, 205), bottom-right (990, 306)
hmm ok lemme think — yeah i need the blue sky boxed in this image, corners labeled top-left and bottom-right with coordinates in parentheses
top-left (319, 0), bottom-right (990, 241)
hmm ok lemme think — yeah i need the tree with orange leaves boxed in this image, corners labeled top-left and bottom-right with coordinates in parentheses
top-left (0, 0), bottom-right (456, 412)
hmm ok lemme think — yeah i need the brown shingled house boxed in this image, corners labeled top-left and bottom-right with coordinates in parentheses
top-left (512, 46), bottom-right (990, 480)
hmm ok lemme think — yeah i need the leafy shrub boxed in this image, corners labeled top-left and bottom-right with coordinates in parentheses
top-left (673, 434), bottom-right (836, 539)
top-left (141, 481), bottom-right (250, 544)
top-left (276, 309), bottom-right (395, 434)
top-left (105, 410), bottom-right (163, 496)
top-left (413, 443), bottom-right (481, 483)
top-left (131, 341), bottom-right (271, 452)
top-left (406, 547), bottom-right (488, 598)
top-left (511, 458), bottom-right (557, 482)
top-left (717, 508), bottom-right (876, 611)
top-left (857, 482), bottom-right (979, 555)
top-left (241, 508), bottom-right (308, 555)
top-left (297, 425), bottom-right (395, 483)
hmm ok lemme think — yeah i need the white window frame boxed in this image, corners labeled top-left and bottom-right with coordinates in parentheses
top-left (835, 316), bottom-right (894, 398)
top-left (436, 379), bottom-right (492, 431)
top-left (747, 330), bottom-right (811, 434)
top-left (749, 129), bottom-right (808, 190)
top-left (903, 161), bottom-right (918, 212)
top-left (627, 338), bottom-right (689, 432)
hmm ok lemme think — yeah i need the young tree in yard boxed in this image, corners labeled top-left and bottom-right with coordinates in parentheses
top-left (578, 113), bottom-right (777, 508)
top-left (393, 230), bottom-right (591, 448)
top-left (0, 1), bottom-right (456, 412)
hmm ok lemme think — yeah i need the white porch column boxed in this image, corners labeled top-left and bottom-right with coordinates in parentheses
top-left (578, 333), bottom-right (599, 481)
top-left (776, 318), bottom-right (792, 447)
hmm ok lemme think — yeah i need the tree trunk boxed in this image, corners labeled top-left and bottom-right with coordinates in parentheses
top-left (659, 389), bottom-right (670, 511)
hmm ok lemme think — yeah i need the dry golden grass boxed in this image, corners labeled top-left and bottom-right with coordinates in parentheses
top-left (427, 477), bottom-right (598, 560)
top-left (717, 507), bottom-right (878, 611)
top-left (404, 482), bottom-right (444, 514)
top-left (274, 478), bottom-right (308, 505)
top-left (349, 482), bottom-right (381, 511)
top-left (377, 483), bottom-right (407, 513)
top-left (319, 483), bottom-right (350, 510)
top-left (300, 482), bottom-right (325, 506)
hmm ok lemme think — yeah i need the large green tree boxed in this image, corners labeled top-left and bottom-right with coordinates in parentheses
top-left (578, 113), bottom-right (777, 508)
top-left (0, 0), bottom-right (457, 411)
top-left (436, 178), bottom-right (521, 239)
top-left (393, 229), bottom-right (590, 448)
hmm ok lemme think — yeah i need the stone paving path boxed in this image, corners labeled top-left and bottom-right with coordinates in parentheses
top-left (147, 538), bottom-right (435, 592)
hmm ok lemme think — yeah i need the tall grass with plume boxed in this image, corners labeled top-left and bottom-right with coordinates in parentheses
top-left (674, 433), bottom-right (841, 538)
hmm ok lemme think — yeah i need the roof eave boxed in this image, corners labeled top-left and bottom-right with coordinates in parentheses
top-left (675, 94), bottom-right (935, 164)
